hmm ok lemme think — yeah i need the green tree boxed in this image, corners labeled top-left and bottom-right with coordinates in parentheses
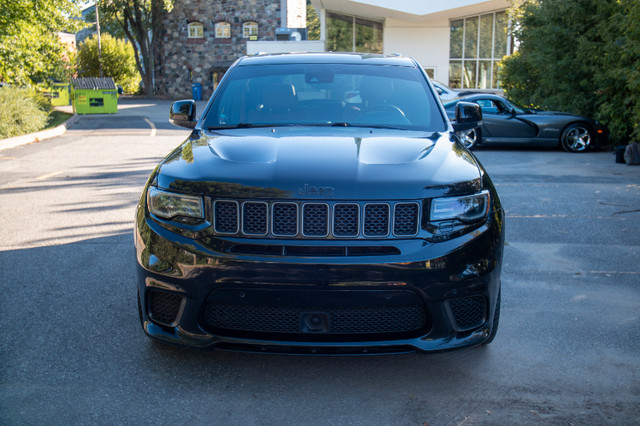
top-left (306, 0), bottom-right (320, 40)
top-left (0, 0), bottom-right (84, 85)
top-left (77, 33), bottom-right (141, 93)
top-left (500, 0), bottom-right (640, 144)
top-left (97, 0), bottom-right (174, 95)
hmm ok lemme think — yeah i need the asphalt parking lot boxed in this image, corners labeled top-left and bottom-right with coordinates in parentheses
top-left (0, 98), bottom-right (638, 424)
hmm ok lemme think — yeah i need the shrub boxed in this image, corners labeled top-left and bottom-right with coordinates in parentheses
top-left (76, 33), bottom-right (141, 94)
top-left (500, 0), bottom-right (640, 145)
top-left (0, 87), bottom-right (51, 139)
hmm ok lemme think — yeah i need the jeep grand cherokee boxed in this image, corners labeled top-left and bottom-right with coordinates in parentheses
top-left (135, 53), bottom-right (504, 354)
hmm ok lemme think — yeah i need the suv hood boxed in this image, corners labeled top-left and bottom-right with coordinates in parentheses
top-left (156, 128), bottom-right (482, 200)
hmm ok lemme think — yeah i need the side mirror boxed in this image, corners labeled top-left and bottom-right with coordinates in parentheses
top-left (452, 101), bottom-right (482, 132)
top-left (170, 100), bottom-right (197, 129)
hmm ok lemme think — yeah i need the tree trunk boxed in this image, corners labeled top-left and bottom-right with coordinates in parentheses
top-left (151, 0), bottom-right (165, 96)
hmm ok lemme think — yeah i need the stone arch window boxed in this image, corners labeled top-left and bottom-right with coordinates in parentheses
top-left (188, 22), bottom-right (203, 39)
top-left (243, 22), bottom-right (258, 40)
top-left (215, 22), bottom-right (231, 39)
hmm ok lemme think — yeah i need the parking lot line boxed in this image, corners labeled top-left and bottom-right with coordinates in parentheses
top-left (143, 118), bottom-right (157, 137)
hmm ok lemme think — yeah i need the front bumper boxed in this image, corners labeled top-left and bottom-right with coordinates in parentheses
top-left (135, 205), bottom-right (504, 354)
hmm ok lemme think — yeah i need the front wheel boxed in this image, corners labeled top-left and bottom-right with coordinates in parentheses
top-left (457, 127), bottom-right (481, 150)
top-left (560, 123), bottom-right (592, 152)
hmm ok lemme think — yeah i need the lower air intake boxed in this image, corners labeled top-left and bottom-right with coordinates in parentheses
top-left (148, 290), bottom-right (183, 326)
top-left (447, 295), bottom-right (487, 331)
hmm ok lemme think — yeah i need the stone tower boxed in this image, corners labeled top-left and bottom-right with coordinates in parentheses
top-left (157, 0), bottom-right (282, 98)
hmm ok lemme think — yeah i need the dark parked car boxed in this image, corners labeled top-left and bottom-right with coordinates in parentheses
top-left (444, 94), bottom-right (609, 152)
top-left (135, 53), bottom-right (504, 354)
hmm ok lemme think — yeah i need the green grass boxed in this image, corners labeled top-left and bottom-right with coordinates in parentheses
top-left (44, 110), bottom-right (73, 130)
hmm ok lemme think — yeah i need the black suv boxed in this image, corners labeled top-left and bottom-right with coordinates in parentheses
top-left (135, 53), bottom-right (504, 354)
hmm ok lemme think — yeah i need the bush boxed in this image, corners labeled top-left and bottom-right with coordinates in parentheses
top-left (0, 87), bottom-right (51, 139)
top-left (500, 0), bottom-right (640, 145)
top-left (76, 33), bottom-right (141, 94)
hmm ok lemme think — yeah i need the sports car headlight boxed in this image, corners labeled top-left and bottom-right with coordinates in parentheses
top-left (147, 187), bottom-right (204, 221)
top-left (430, 190), bottom-right (490, 223)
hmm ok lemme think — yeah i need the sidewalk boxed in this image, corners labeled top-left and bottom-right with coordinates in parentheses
top-left (0, 97), bottom-right (208, 152)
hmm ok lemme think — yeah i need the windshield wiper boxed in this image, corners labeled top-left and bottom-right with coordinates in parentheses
top-left (209, 123), bottom-right (326, 130)
top-left (208, 123), bottom-right (263, 130)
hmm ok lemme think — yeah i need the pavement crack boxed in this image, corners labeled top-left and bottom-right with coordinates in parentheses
top-left (612, 209), bottom-right (640, 216)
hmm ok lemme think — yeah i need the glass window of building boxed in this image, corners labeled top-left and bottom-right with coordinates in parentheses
top-left (243, 22), bottom-right (258, 40)
top-left (188, 22), bottom-right (203, 39)
top-left (326, 12), bottom-right (382, 54)
top-left (215, 22), bottom-right (231, 39)
top-left (449, 11), bottom-right (511, 89)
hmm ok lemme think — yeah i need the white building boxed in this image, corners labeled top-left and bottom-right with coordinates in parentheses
top-left (247, 0), bottom-right (512, 89)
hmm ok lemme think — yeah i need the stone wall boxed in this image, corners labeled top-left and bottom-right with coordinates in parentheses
top-left (157, 0), bottom-right (281, 99)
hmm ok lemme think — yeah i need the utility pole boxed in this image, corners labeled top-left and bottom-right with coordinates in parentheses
top-left (96, 0), bottom-right (103, 77)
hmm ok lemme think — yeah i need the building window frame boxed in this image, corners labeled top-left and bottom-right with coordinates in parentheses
top-left (187, 22), bottom-right (204, 39)
top-left (215, 22), bottom-right (231, 39)
top-left (325, 11), bottom-right (383, 54)
top-left (242, 22), bottom-right (258, 40)
top-left (423, 67), bottom-right (436, 80)
top-left (449, 10), bottom-right (512, 89)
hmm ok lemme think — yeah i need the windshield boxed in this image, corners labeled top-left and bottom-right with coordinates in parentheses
top-left (203, 63), bottom-right (447, 132)
top-left (507, 99), bottom-right (530, 114)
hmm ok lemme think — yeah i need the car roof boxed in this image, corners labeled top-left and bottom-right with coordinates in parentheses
top-left (237, 52), bottom-right (418, 67)
top-left (443, 93), bottom-right (505, 105)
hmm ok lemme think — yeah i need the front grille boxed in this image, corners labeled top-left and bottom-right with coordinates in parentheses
top-left (213, 199), bottom-right (420, 239)
top-left (148, 290), bottom-right (183, 326)
top-left (204, 304), bottom-right (426, 335)
top-left (201, 288), bottom-right (429, 340)
top-left (447, 295), bottom-right (487, 331)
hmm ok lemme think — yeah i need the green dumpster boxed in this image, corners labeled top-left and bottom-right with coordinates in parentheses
top-left (49, 83), bottom-right (70, 106)
top-left (71, 77), bottom-right (118, 114)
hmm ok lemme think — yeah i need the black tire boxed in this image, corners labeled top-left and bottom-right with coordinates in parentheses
top-left (483, 288), bottom-right (500, 345)
top-left (457, 127), bottom-right (481, 150)
top-left (560, 123), bottom-right (593, 152)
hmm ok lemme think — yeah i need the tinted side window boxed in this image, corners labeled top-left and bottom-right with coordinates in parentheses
top-left (476, 99), bottom-right (499, 114)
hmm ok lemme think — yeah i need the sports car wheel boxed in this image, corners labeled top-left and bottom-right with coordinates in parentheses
top-left (560, 123), bottom-right (592, 152)
top-left (457, 127), bottom-right (481, 150)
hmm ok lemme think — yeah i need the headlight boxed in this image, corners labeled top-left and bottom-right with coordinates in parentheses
top-left (430, 190), bottom-right (489, 222)
top-left (147, 187), bottom-right (204, 221)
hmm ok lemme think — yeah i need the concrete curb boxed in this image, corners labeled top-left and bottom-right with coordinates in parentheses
top-left (0, 114), bottom-right (79, 152)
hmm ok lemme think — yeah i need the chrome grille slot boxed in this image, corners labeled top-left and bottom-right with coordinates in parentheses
top-left (242, 202), bottom-right (268, 235)
top-left (363, 203), bottom-right (390, 237)
top-left (214, 200), bottom-right (239, 234)
top-left (272, 203), bottom-right (298, 236)
top-left (302, 203), bottom-right (329, 236)
top-left (333, 203), bottom-right (359, 237)
top-left (394, 203), bottom-right (420, 236)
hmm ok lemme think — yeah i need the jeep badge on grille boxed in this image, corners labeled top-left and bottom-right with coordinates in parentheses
top-left (298, 184), bottom-right (335, 196)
